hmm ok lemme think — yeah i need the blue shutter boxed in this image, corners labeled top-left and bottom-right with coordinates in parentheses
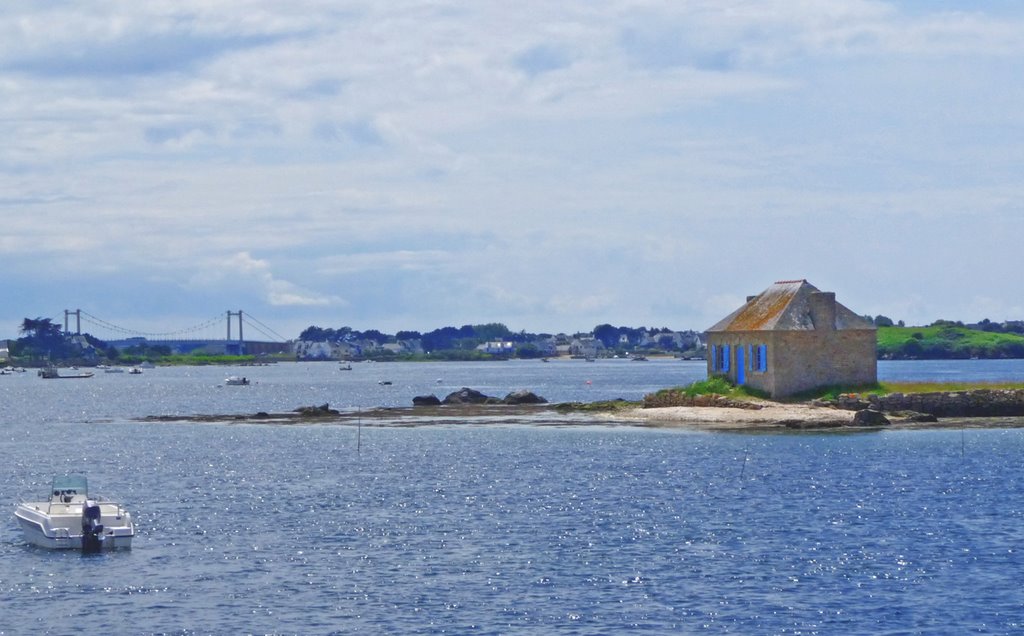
top-left (711, 345), bottom-right (718, 372)
top-left (723, 345), bottom-right (730, 372)
top-left (759, 344), bottom-right (768, 371)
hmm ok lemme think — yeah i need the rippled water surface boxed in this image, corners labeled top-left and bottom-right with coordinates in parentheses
top-left (2, 360), bottom-right (1024, 634)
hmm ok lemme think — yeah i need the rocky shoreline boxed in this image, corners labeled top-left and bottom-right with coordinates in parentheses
top-left (135, 386), bottom-right (1024, 432)
top-left (819, 389), bottom-right (1024, 418)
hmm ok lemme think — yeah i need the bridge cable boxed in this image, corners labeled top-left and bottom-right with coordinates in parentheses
top-left (243, 313), bottom-right (289, 342)
top-left (78, 310), bottom-right (225, 339)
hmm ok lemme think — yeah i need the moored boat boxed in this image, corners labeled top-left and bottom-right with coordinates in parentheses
top-left (14, 475), bottom-right (135, 551)
top-left (38, 366), bottom-right (94, 379)
top-left (225, 376), bottom-right (250, 385)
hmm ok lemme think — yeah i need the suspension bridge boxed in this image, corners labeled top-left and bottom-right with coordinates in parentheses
top-left (62, 309), bottom-right (293, 356)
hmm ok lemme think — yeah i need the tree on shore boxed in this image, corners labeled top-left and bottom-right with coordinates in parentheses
top-left (19, 317), bottom-right (62, 339)
top-left (16, 317), bottom-right (73, 360)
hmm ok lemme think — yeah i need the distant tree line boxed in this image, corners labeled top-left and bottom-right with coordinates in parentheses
top-left (953, 318), bottom-right (1024, 335)
top-left (862, 315), bottom-right (905, 328)
top-left (865, 314), bottom-right (1024, 335)
top-left (295, 321), bottom-right (705, 361)
top-left (298, 322), bottom-right (538, 352)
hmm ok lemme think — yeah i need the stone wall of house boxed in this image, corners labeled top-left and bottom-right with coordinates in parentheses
top-left (706, 329), bottom-right (876, 398)
top-left (771, 329), bottom-right (877, 397)
top-left (827, 390), bottom-right (1024, 417)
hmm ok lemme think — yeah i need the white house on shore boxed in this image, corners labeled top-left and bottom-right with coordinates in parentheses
top-left (476, 341), bottom-right (515, 355)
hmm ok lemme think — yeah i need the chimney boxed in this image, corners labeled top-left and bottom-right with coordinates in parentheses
top-left (809, 291), bottom-right (836, 330)
top-left (746, 295), bottom-right (757, 303)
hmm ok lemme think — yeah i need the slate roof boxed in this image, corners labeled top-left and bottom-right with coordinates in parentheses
top-left (707, 280), bottom-right (875, 332)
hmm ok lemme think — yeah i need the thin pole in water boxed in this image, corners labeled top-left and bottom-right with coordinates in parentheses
top-left (357, 408), bottom-right (362, 454)
top-left (739, 445), bottom-right (749, 484)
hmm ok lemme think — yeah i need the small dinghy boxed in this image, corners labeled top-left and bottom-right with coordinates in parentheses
top-left (14, 475), bottom-right (135, 551)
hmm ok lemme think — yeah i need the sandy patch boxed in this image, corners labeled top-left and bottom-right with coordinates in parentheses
top-left (613, 402), bottom-right (856, 430)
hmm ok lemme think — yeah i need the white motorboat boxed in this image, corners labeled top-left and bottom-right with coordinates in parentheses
top-left (225, 376), bottom-right (250, 385)
top-left (14, 475), bottom-right (135, 551)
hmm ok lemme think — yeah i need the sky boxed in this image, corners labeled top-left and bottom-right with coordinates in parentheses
top-left (2, 1), bottom-right (1023, 342)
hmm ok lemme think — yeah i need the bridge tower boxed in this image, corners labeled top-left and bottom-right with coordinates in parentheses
top-left (64, 309), bottom-right (81, 335)
top-left (226, 310), bottom-right (245, 355)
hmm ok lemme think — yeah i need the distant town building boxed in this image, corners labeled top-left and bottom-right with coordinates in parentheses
top-left (387, 339), bottom-right (425, 355)
top-left (706, 279), bottom-right (877, 398)
top-left (569, 337), bottom-right (604, 359)
top-left (476, 341), bottom-right (515, 355)
top-left (534, 338), bottom-right (559, 357)
top-left (294, 340), bottom-right (335, 360)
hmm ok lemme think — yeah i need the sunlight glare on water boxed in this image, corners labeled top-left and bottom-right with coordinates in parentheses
top-left (2, 359), bottom-right (1024, 633)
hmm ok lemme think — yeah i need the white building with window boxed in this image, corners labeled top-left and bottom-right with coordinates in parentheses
top-left (476, 341), bottom-right (515, 355)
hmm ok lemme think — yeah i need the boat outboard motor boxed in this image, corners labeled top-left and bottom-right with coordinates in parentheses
top-left (81, 500), bottom-right (105, 552)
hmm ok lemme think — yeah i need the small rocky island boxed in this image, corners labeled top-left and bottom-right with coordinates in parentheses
top-left (137, 386), bottom-right (1024, 431)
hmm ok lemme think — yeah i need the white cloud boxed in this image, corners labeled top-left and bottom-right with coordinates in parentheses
top-left (2, 2), bottom-right (1024, 337)
top-left (189, 252), bottom-right (344, 308)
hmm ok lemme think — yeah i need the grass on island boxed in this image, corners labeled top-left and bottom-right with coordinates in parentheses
top-left (552, 399), bottom-right (639, 413)
top-left (641, 378), bottom-right (1024, 409)
top-left (873, 380), bottom-right (1024, 394)
top-left (642, 378), bottom-right (770, 408)
top-left (793, 381), bottom-right (1024, 401)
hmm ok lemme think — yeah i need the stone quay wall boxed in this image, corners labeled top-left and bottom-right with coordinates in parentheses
top-left (827, 390), bottom-right (1024, 418)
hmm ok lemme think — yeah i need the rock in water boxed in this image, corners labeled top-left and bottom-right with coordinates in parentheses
top-left (413, 394), bottom-right (442, 406)
top-left (442, 387), bottom-right (491, 404)
top-left (852, 408), bottom-right (890, 427)
top-left (503, 390), bottom-right (547, 405)
top-left (293, 403), bottom-right (339, 416)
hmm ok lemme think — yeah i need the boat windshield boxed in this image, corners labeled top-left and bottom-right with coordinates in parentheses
top-left (51, 474), bottom-right (89, 497)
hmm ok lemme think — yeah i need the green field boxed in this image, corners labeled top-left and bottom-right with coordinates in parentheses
top-left (877, 325), bottom-right (1024, 359)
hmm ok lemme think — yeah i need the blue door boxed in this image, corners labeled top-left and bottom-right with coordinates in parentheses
top-left (736, 345), bottom-right (746, 385)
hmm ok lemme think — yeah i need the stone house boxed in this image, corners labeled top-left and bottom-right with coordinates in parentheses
top-left (706, 279), bottom-right (876, 397)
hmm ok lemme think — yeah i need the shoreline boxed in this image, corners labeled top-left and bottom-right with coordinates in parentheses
top-left (137, 402), bottom-right (1024, 432)
top-left (610, 405), bottom-right (1024, 432)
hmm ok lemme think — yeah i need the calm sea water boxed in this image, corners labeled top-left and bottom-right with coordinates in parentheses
top-left (2, 359), bottom-right (1024, 634)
